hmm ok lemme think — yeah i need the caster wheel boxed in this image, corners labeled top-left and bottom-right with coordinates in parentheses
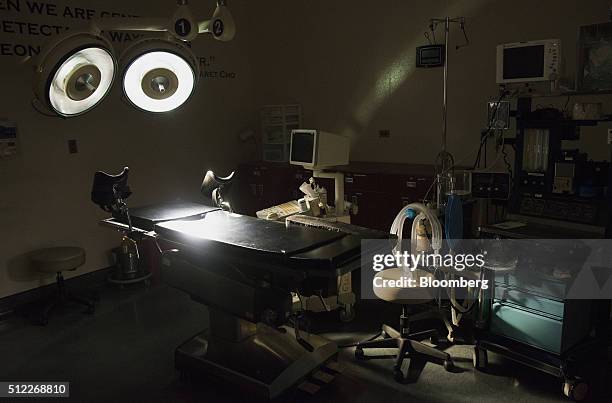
top-left (444, 359), bottom-right (454, 372)
top-left (472, 347), bottom-right (488, 371)
top-left (563, 379), bottom-right (589, 401)
top-left (393, 368), bottom-right (404, 383)
top-left (339, 305), bottom-right (356, 323)
top-left (38, 316), bottom-right (49, 326)
top-left (85, 305), bottom-right (95, 315)
top-left (355, 347), bottom-right (365, 360)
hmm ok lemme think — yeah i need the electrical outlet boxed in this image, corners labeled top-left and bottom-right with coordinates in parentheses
top-left (68, 139), bottom-right (78, 154)
top-left (378, 129), bottom-right (391, 138)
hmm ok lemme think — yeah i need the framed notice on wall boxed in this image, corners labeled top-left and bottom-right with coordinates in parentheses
top-left (261, 104), bottom-right (302, 162)
top-left (0, 121), bottom-right (18, 158)
top-left (578, 22), bottom-right (612, 92)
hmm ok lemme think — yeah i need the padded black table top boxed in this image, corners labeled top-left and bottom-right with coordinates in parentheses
top-left (108, 203), bottom-right (385, 274)
top-left (122, 201), bottom-right (220, 231)
top-left (155, 211), bottom-right (345, 255)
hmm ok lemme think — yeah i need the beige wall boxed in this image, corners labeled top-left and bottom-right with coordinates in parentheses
top-left (0, 0), bottom-right (257, 298)
top-left (2, 0), bottom-right (612, 298)
top-left (246, 0), bottom-right (612, 164)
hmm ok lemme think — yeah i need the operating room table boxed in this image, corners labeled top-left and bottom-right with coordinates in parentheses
top-left (100, 201), bottom-right (384, 399)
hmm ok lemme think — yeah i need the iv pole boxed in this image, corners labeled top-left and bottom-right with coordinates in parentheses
top-left (429, 18), bottom-right (471, 335)
top-left (431, 16), bottom-right (467, 172)
top-left (442, 17), bottom-right (451, 163)
top-left (430, 17), bottom-right (468, 208)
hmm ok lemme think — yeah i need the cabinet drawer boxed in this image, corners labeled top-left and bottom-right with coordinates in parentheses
top-left (494, 273), bottom-right (568, 300)
top-left (382, 175), bottom-right (433, 199)
top-left (344, 173), bottom-right (382, 192)
top-left (494, 285), bottom-right (565, 318)
top-left (347, 191), bottom-right (395, 231)
top-left (491, 301), bottom-right (563, 354)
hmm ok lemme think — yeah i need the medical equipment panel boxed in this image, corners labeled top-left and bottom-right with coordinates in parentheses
top-left (470, 171), bottom-right (511, 199)
top-left (416, 44), bottom-right (445, 67)
top-left (496, 39), bottom-right (561, 84)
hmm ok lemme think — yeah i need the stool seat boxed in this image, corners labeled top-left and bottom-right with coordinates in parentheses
top-left (29, 247), bottom-right (86, 274)
top-left (373, 268), bottom-right (434, 305)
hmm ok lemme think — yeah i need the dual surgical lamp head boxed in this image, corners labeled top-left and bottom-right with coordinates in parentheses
top-left (33, 1), bottom-right (235, 117)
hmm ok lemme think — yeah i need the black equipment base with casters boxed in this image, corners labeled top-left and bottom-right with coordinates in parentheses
top-left (473, 332), bottom-right (603, 402)
top-left (37, 272), bottom-right (96, 325)
top-left (355, 305), bottom-right (454, 382)
top-left (175, 324), bottom-right (338, 400)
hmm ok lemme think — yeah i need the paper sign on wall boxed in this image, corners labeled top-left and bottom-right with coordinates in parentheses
top-left (0, 121), bottom-right (18, 158)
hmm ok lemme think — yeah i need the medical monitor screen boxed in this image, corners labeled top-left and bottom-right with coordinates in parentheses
top-left (503, 45), bottom-right (545, 80)
top-left (420, 47), bottom-right (442, 65)
top-left (291, 131), bottom-right (315, 164)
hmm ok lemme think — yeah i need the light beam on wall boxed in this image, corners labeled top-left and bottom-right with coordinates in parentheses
top-left (343, 1), bottom-right (486, 139)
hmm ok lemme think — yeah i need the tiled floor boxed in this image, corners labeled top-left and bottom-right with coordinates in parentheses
top-left (0, 283), bottom-right (609, 402)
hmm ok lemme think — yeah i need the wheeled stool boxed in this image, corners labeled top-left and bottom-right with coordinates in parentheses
top-left (355, 268), bottom-right (454, 382)
top-left (29, 247), bottom-right (95, 325)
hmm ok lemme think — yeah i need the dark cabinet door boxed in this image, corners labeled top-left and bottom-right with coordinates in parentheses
top-left (232, 163), bottom-right (297, 216)
top-left (233, 163), bottom-right (435, 229)
top-left (347, 191), bottom-right (397, 231)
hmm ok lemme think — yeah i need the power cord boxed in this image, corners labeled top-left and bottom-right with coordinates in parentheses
top-left (456, 19), bottom-right (469, 50)
top-left (429, 22), bottom-right (437, 44)
top-left (438, 268), bottom-right (484, 315)
top-left (562, 95), bottom-right (572, 117)
top-left (473, 92), bottom-right (507, 169)
top-left (502, 144), bottom-right (514, 187)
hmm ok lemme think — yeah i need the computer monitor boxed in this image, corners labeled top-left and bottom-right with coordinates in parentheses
top-left (289, 129), bottom-right (349, 169)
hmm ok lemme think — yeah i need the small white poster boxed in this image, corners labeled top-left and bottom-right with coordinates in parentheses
top-left (0, 121), bottom-right (18, 158)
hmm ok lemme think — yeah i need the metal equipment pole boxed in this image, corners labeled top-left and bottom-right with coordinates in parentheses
top-left (442, 17), bottom-right (450, 153)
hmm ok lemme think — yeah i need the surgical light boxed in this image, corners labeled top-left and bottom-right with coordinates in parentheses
top-left (33, 33), bottom-right (116, 117)
top-left (121, 40), bottom-right (198, 113)
top-left (32, 0), bottom-right (235, 117)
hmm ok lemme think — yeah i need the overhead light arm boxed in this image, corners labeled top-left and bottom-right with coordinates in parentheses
top-left (197, 1), bottom-right (235, 41)
top-left (89, 0), bottom-right (235, 42)
top-left (90, 18), bottom-right (169, 35)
